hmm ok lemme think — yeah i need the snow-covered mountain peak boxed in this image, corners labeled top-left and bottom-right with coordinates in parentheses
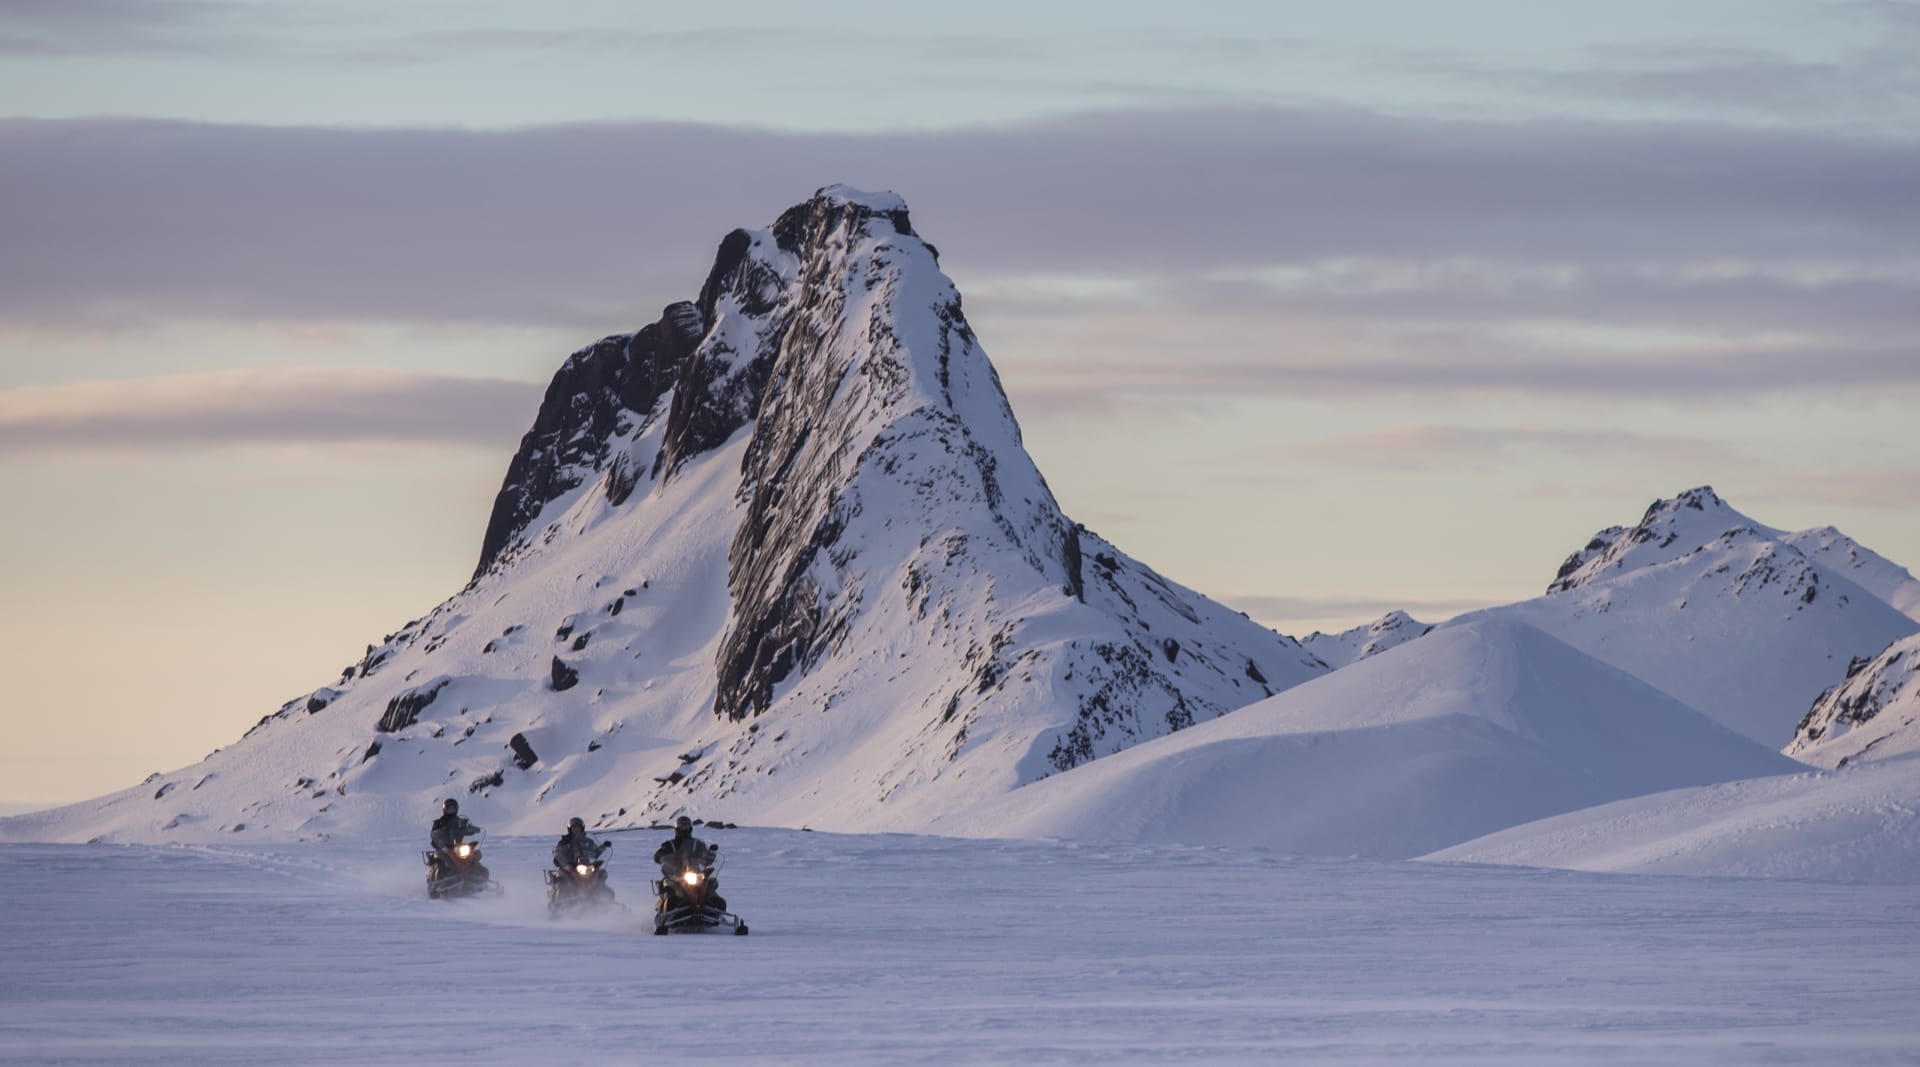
top-left (811, 184), bottom-right (910, 214)
top-left (1548, 485), bottom-right (1771, 594)
top-left (6, 186), bottom-right (1329, 845)
top-left (1301, 610), bottom-right (1433, 670)
top-left (1461, 487), bottom-right (1920, 746)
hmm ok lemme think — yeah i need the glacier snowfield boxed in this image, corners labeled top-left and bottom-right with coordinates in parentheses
top-left (3, 828), bottom-right (1917, 1065)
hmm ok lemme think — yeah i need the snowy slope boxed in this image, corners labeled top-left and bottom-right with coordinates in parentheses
top-left (6, 832), bottom-right (1919, 1065)
top-left (934, 618), bottom-right (1798, 858)
top-left (1464, 487), bottom-right (1919, 746)
top-left (3, 186), bottom-right (1325, 846)
top-left (1425, 753), bottom-right (1920, 883)
top-left (1299, 609), bottom-right (1431, 669)
top-left (1787, 632), bottom-right (1920, 767)
top-left (1785, 526), bottom-right (1920, 622)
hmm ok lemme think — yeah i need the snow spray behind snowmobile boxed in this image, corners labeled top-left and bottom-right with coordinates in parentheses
top-left (654, 849), bottom-right (747, 935)
top-left (423, 829), bottom-right (499, 899)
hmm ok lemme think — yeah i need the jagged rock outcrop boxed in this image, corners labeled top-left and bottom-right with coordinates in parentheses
top-left (1789, 633), bottom-right (1920, 767)
top-left (475, 301), bottom-right (706, 576)
top-left (377, 679), bottom-right (449, 734)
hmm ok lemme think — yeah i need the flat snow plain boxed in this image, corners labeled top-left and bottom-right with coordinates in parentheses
top-left (2, 829), bottom-right (1917, 1065)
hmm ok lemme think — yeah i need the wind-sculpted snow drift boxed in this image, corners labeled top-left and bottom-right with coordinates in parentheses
top-left (3, 186), bottom-right (1327, 845)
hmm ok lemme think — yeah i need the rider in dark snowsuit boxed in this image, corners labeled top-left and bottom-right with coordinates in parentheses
top-left (551, 815), bottom-right (613, 906)
top-left (428, 798), bottom-right (489, 884)
top-left (654, 815), bottom-right (724, 912)
top-left (554, 816), bottom-right (606, 870)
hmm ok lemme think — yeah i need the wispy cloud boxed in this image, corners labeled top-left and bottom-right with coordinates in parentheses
top-left (1290, 425), bottom-right (1745, 471)
top-left (0, 368), bottom-right (541, 452)
top-left (0, 0), bottom-right (258, 55)
top-left (2, 108), bottom-right (1913, 327)
top-left (1005, 339), bottom-right (1920, 409)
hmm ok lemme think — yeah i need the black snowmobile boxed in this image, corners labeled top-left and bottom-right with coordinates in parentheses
top-left (423, 829), bottom-right (499, 899)
top-left (654, 849), bottom-right (747, 935)
top-left (546, 840), bottom-right (621, 918)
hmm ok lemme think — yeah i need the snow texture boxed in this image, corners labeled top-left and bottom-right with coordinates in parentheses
top-left (3, 830), bottom-right (1918, 1065)
top-left (1426, 753), bottom-right (1920, 883)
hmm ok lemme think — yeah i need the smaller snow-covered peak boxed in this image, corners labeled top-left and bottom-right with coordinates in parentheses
top-left (1784, 526), bottom-right (1920, 622)
top-left (1301, 610), bottom-right (1433, 670)
top-left (814, 184), bottom-right (909, 214)
top-left (1549, 485), bottom-right (1770, 594)
top-left (1788, 633), bottom-right (1920, 768)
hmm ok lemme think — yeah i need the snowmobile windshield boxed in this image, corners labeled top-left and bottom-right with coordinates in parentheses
top-left (662, 847), bottom-right (721, 877)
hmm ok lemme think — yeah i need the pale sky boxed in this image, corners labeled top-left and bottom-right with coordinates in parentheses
top-left (2, 0), bottom-right (1916, 807)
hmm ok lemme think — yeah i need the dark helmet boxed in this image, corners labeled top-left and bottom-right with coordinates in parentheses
top-left (568, 817), bottom-right (586, 833)
top-left (442, 798), bottom-right (459, 814)
top-left (674, 815), bottom-right (693, 836)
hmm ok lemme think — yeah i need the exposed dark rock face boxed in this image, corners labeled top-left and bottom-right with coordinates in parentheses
top-left (1790, 634), bottom-right (1920, 760)
top-left (376, 678), bottom-right (449, 733)
top-left (656, 233), bottom-right (793, 482)
top-left (468, 769), bottom-right (504, 793)
top-left (710, 191), bottom-right (1054, 722)
top-left (507, 733), bottom-right (539, 770)
top-left (474, 302), bottom-right (707, 576)
top-left (550, 657), bottom-right (579, 692)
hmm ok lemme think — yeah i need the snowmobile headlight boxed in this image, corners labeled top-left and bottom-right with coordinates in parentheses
top-left (456, 844), bottom-right (473, 858)
top-left (576, 864), bottom-right (592, 876)
top-left (682, 870), bottom-right (702, 886)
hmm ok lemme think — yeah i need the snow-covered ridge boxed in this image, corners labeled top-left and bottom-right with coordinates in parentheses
top-left (1300, 609), bottom-right (1432, 670)
top-left (936, 617), bottom-right (1797, 859)
top-left (1784, 526), bottom-right (1920, 623)
top-left (1788, 632), bottom-right (1920, 767)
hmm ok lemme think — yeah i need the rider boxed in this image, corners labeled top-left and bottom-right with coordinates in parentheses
top-left (429, 798), bottom-right (489, 884)
top-left (553, 816), bottom-right (612, 901)
top-left (653, 815), bottom-right (724, 912)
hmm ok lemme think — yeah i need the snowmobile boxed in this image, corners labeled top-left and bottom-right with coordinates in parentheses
top-left (546, 844), bottom-right (621, 919)
top-left (423, 829), bottom-right (499, 899)
top-left (653, 849), bottom-right (747, 935)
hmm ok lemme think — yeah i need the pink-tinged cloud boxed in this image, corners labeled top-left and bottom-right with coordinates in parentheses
top-left (0, 368), bottom-right (542, 452)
